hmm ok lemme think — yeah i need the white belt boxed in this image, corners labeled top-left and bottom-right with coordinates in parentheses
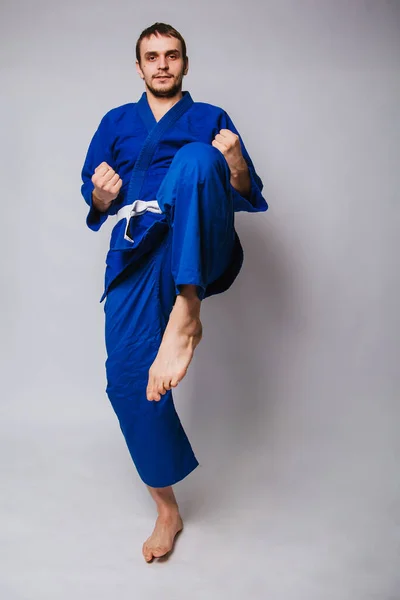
top-left (116, 200), bottom-right (162, 242)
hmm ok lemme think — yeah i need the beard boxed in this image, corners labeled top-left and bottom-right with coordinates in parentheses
top-left (146, 69), bottom-right (185, 98)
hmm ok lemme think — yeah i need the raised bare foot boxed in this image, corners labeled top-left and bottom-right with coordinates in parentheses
top-left (147, 291), bottom-right (202, 401)
top-left (142, 511), bottom-right (184, 562)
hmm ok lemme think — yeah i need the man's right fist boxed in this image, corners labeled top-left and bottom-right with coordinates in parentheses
top-left (91, 162), bottom-right (123, 211)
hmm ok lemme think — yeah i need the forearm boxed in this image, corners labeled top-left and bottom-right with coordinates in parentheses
top-left (229, 159), bottom-right (251, 198)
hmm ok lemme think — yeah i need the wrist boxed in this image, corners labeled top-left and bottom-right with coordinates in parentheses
top-left (229, 157), bottom-right (248, 178)
top-left (92, 190), bottom-right (112, 212)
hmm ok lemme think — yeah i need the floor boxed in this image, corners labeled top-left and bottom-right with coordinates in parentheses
top-left (2, 394), bottom-right (399, 600)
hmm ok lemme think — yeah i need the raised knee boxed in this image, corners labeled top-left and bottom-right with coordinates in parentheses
top-left (173, 142), bottom-right (226, 172)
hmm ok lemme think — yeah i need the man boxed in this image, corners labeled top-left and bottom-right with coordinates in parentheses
top-left (81, 22), bottom-right (268, 562)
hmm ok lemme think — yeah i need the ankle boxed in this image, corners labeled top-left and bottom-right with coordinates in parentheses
top-left (177, 284), bottom-right (201, 302)
top-left (174, 291), bottom-right (201, 316)
top-left (157, 504), bottom-right (180, 519)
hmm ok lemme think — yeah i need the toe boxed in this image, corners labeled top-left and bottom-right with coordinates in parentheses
top-left (153, 545), bottom-right (170, 558)
top-left (147, 373), bottom-right (158, 401)
top-left (157, 379), bottom-right (167, 396)
top-left (171, 368), bottom-right (187, 388)
top-left (142, 543), bottom-right (153, 562)
top-left (147, 370), bottom-right (162, 401)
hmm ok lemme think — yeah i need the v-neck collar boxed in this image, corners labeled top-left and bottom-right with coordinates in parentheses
top-left (137, 90), bottom-right (193, 133)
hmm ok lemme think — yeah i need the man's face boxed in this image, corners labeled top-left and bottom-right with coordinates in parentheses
top-left (136, 34), bottom-right (188, 98)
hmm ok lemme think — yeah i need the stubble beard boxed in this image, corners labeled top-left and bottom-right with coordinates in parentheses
top-left (146, 70), bottom-right (185, 98)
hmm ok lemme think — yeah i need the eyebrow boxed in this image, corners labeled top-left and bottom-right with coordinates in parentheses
top-left (144, 49), bottom-right (181, 57)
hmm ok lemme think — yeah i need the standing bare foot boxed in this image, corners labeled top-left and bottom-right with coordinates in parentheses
top-left (142, 510), bottom-right (184, 562)
top-left (147, 286), bottom-right (203, 401)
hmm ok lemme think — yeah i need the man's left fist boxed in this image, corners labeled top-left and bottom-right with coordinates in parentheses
top-left (212, 129), bottom-right (247, 174)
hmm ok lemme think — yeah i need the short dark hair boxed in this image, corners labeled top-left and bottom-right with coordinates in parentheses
top-left (135, 22), bottom-right (187, 64)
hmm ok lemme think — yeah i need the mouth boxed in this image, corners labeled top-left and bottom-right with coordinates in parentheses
top-left (154, 76), bottom-right (172, 80)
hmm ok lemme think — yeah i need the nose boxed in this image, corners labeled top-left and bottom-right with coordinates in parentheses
top-left (158, 55), bottom-right (168, 70)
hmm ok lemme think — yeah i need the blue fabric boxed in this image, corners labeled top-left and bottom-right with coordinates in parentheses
top-left (105, 143), bottom-right (237, 487)
top-left (81, 91), bottom-right (268, 487)
top-left (104, 234), bottom-right (199, 488)
top-left (157, 142), bottom-right (236, 299)
top-left (81, 91), bottom-right (268, 302)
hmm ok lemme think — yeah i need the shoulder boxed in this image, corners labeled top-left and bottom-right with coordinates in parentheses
top-left (100, 102), bottom-right (137, 126)
top-left (190, 100), bottom-right (227, 118)
top-left (190, 100), bottom-right (237, 127)
top-left (187, 101), bottom-right (232, 129)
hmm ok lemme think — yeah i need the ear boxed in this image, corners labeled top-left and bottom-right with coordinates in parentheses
top-left (135, 60), bottom-right (144, 79)
top-left (183, 56), bottom-right (189, 76)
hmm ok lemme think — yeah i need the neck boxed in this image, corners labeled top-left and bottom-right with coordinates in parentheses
top-left (145, 88), bottom-right (183, 121)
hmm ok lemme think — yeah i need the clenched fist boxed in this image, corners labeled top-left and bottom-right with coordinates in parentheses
top-left (211, 129), bottom-right (247, 175)
top-left (91, 162), bottom-right (123, 212)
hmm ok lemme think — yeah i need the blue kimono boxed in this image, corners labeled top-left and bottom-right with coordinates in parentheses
top-left (81, 91), bottom-right (268, 487)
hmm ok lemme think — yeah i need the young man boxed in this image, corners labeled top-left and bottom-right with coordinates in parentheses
top-left (81, 22), bottom-right (268, 562)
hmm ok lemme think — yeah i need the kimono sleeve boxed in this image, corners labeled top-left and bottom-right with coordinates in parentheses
top-left (219, 111), bottom-right (268, 213)
top-left (80, 112), bottom-right (117, 231)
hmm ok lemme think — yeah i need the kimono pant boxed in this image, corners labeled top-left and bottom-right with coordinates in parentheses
top-left (104, 142), bottom-right (236, 488)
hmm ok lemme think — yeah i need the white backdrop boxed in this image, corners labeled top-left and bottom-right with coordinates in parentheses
top-left (1, 1), bottom-right (399, 598)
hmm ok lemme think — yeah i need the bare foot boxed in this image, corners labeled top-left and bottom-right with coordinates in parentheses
top-left (147, 292), bottom-right (202, 401)
top-left (142, 511), bottom-right (184, 562)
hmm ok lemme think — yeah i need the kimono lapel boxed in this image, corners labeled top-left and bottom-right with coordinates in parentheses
top-left (126, 91), bottom-right (193, 203)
